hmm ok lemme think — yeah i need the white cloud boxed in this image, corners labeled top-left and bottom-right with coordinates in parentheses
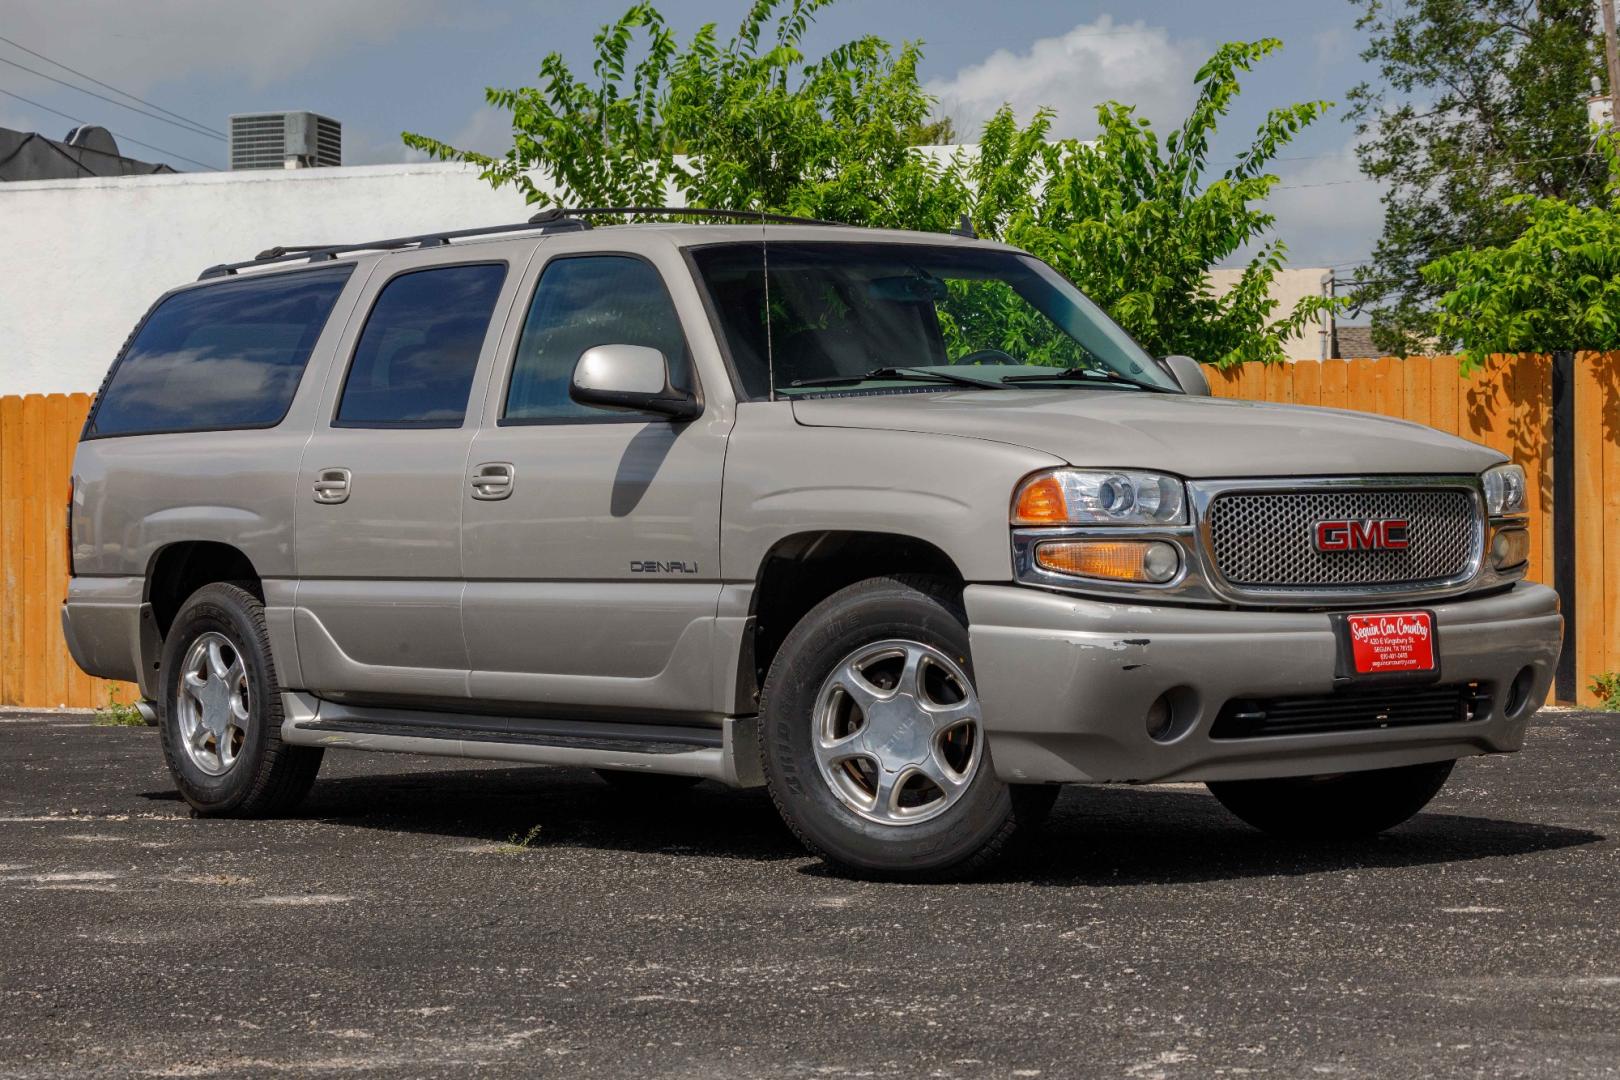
top-left (1261, 141), bottom-right (1387, 270)
top-left (925, 15), bottom-right (1203, 140)
top-left (2, 0), bottom-right (456, 93)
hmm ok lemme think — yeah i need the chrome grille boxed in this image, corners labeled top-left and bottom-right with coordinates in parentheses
top-left (1206, 488), bottom-right (1479, 591)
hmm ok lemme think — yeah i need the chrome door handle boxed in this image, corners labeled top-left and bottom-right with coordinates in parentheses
top-left (312, 468), bottom-right (351, 504)
top-left (470, 462), bottom-right (515, 500)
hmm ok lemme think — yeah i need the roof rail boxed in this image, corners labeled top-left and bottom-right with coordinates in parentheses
top-left (198, 217), bottom-right (592, 280)
top-left (197, 205), bottom-right (840, 281)
top-left (556, 206), bottom-right (842, 226)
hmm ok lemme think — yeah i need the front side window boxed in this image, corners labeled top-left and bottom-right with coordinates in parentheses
top-left (89, 265), bottom-right (353, 437)
top-left (335, 262), bottom-right (507, 427)
top-left (504, 255), bottom-right (693, 422)
top-left (688, 242), bottom-right (1178, 400)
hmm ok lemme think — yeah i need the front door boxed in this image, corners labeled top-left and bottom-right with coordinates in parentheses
top-left (293, 256), bottom-right (516, 701)
top-left (460, 251), bottom-right (728, 718)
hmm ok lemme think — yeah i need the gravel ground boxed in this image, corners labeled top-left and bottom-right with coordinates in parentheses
top-left (0, 707), bottom-right (1615, 1079)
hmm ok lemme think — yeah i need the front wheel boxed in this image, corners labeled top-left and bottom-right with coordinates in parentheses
top-left (758, 575), bottom-right (1054, 880)
top-left (158, 582), bottom-right (323, 817)
top-left (1207, 759), bottom-right (1455, 840)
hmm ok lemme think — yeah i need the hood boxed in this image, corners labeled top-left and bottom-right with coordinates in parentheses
top-left (789, 388), bottom-right (1505, 479)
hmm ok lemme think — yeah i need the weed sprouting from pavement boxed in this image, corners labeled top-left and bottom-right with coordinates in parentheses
top-left (93, 688), bottom-right (145, 727)
top-left (502, 825), bottom-right (544, 853)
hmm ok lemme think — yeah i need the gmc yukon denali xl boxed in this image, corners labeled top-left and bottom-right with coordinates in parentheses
top-left (62, 211), bottom-right (1564, 878)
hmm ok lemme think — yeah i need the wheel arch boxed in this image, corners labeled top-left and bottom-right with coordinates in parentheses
top-left (737, 529), bottom-right (966, 712)
top-left (144, 541), bottom-right (263, 641)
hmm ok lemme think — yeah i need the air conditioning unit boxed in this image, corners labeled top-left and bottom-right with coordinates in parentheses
top-left (229, 111), bottom-right (341, 170)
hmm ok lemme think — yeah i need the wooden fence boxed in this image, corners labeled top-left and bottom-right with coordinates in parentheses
top-left (0, 392), bottom-right (133, 708)
top-left (2, 355), bottom-right (1617, 707)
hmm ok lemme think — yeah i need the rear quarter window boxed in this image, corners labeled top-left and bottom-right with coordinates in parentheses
top-left (88, 265), bottom-right (353, 438)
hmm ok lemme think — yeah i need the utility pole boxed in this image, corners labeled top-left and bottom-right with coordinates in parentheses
top-left (1603, 0), bottom-right (1620, 132)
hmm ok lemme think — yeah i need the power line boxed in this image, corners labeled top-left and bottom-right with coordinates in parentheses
top-left (1274, 152), bottom-right (1595, 191)
top-left (0, 33), bottom-right (224, 138)
top-left (0, 86), bottom-right (221, 170)
top-left (0, 54), bottom-right (224, 142)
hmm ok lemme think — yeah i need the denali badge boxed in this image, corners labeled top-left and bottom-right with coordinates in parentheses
top-left (1314, 519), bottom-right (1410, 552)
top-left (631, 560), bottom-right (699, 574)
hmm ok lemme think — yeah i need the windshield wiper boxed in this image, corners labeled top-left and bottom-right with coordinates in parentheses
top-left (789, 367), bottom-right (1002, 390)
top-left (1000, 366), bottom-right (1176, 393)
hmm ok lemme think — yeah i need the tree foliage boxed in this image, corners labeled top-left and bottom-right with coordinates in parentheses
top-left (1346, 0), bottom-right (1605, 355)
top-left (405, 1), bottom-right (1337, 365)
top-left (1013, 40), bottom-right (1335, 365)
top-left (1422, 138), bottom-right (1620, 371)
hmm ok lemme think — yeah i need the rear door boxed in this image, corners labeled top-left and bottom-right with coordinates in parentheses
top-left (293, 250), bottom-right (521, 701)
top-left (460, 246), bottom-right (730, 717)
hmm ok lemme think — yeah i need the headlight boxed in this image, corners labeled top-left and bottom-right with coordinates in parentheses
top-left (1482, 463), bottom-right (1527, 517)
top-left (1013, 468), bottom-right (1188, 526)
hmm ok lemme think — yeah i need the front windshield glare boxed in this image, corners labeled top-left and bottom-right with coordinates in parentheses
top-left (688, 242), bottom-right (1180, 399)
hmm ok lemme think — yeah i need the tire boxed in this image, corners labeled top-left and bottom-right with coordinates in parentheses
top-left (157, 582), bottom-right (323, 817)
top-left (758, 574), bottom-right (1052, 881)
top-left (594, 769), bottom-right (704, 794)
top-left (1207, 759), bottom-right (1455, 840)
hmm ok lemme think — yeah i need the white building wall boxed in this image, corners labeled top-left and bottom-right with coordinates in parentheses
top-left (1, 163), bottom-right (534, 395)
top-left (1, 159), bottom-right (1331, 394)
top-left (1206, 267), bottom-right (1332, 362)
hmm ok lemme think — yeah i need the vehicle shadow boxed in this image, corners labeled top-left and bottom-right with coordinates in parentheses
top-left (985, 784), bottom-right (1604, 887)
top-left (266, 762), bottom-right (1603, 885)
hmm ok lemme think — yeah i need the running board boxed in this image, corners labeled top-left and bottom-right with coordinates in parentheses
top-left (279, 693), bottom-right (763, 788)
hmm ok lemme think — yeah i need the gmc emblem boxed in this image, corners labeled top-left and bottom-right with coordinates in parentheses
top-left (1314, 519), bottom-right (1410, 552)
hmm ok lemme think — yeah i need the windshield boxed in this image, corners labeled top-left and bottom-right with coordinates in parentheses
top-left (688, 241), bottom-right (1179, 399)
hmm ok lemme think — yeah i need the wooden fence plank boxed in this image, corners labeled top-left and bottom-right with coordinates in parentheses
top-left (1595, 353), bottom-right (1620, 699)
top-left (1574, 353), bottom-right (1606, 705)
top-left (0, 394), bottom-right (18, 705)
top-left (1319, 359), bottom-right (1348, 410)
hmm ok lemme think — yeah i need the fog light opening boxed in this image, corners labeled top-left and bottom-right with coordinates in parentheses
top-left (1505, 665), bottom-right (1536, 719)
top-left (1490, 526), bottom-right (1529, 570)
top-left (1145, 687), bottom-right (1197, 744)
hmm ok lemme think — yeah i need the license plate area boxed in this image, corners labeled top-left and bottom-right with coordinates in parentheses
top-left (1330, 609), bottom-right (1440, 687)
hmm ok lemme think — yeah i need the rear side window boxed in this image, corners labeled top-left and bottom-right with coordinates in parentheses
top-left (335, 263), bottom-right (507, 427)
top-left (89, 265), bottom-right (353, 437)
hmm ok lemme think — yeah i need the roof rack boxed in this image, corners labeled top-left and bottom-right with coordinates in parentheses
top-left (197, 205), bottom-right (841, 280)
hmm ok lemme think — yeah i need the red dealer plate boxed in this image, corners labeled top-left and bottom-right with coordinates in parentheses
top-left (1343, 611), bottom-right (1436, 675)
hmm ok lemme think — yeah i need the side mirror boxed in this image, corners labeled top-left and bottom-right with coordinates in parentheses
top-left (570, 344), bottom-right (700, 420)
top-left (1162, 354), bottom-right (1211, 397)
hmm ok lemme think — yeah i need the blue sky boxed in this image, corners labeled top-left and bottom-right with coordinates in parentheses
top-left (2, 0), bottom-right (1385, 275)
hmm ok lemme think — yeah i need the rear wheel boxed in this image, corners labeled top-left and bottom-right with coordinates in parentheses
top-left (158, 582), bottom-right (322, 817)
top-left (1207, 759), bottom-right (1454, 840)
top-left (759, 575), bottom-right (1053, 880)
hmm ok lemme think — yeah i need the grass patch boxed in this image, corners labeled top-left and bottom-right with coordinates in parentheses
top-left (93, 688), bottom-right (146, 727)
top-left (1589, 672), bottom-right (1620, 711)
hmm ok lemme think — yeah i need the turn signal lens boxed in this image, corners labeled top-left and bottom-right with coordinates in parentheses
top-left (1013, 473), bottom-right (1069, 525)
top-left (1034, 540), bottom-right (1181, 584)
top-left (1490, 526), bottom-right (1529, 569)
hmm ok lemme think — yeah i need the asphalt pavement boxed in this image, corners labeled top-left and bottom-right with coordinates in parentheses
top-left (1, 707), bottom-right (1616, 1079)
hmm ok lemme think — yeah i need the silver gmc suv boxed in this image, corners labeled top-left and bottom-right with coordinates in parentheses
top-left (62, 212), bottom-right (1563, 878)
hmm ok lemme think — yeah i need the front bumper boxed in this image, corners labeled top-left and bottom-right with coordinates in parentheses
top-left (966, 582), bottom-right (1562, 785)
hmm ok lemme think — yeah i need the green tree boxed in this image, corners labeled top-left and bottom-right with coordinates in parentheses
top-left (405, 1), bottom-right (1338, 365)
top-left (1422, 138), bottom-right (1620, 372)
top-left (1008, 40), bottom-right (1336, 365)
top-left (403, 0), bottom-right (960, 229)
top-left (1346, 0), bottom-right (1605, 355)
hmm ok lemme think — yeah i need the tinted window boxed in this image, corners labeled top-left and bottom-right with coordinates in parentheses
top-left (335, 263), bottom-right (507, 427)
top-left (89, 265), bottom-right (352, 437)
top-left (504, 256), bottom-right (692, 422)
